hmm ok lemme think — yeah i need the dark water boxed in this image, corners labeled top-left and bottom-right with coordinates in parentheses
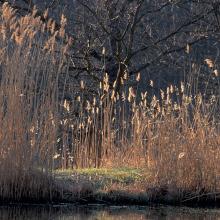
top-left (0, 204), bottom-right (220, 220)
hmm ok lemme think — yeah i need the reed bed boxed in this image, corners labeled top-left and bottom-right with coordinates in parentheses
top-left (59, 66), bottom-right (220, 197)
top-left (0, 3), bottom-right (71, 201)
top-left (59, 69), bottom-right (220, 197)
top-left (0, 3), bottom-right (219, 203)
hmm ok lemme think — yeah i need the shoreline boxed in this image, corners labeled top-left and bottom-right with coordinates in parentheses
top-left (1, 168), bottom-right (220, 209)
top-left (1, 190), bottom-right (220, 208)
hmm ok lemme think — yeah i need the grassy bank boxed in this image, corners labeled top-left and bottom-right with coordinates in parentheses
top-left (50, 168), bottom-right (220, 207)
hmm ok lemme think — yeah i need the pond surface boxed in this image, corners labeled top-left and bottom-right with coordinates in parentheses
top-left (0, 204), bottom-right (220, 220)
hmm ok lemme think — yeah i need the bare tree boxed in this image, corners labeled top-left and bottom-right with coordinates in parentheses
top-left (3, 0), bottom-right (220, 95)
top-left (69, 0), bottom-right (219, 92)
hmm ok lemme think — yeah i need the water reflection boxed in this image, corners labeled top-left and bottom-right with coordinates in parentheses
top-left (0, 204), bottom-right (220, 220)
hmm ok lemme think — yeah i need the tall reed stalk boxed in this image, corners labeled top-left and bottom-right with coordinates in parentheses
top-left (0, 3), bottom-right (71, 201)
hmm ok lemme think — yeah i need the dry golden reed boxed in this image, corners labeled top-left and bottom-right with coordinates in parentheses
top-left (0, 3), bottom-right (70, 202)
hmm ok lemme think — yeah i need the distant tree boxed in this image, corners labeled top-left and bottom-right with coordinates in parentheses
top-left (2, 0), bottom-right (220, 96)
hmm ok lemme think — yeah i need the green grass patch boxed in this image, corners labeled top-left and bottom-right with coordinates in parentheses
top-left (54, 167), bottom-right (147, 190)
top-left (76, 167), bottom-right (144, 183)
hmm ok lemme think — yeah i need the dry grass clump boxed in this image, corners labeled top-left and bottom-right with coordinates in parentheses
top-left (146, 92), bottom-right (220, 195)
top-left (0, 3), bottom-right (71, 202)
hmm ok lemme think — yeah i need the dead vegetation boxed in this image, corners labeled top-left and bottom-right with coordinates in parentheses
top-left (0, 3), bottom-right (219, 204)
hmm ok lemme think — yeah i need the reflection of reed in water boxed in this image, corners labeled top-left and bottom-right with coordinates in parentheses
top-left (0, 205), bottom-right (220, 220)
